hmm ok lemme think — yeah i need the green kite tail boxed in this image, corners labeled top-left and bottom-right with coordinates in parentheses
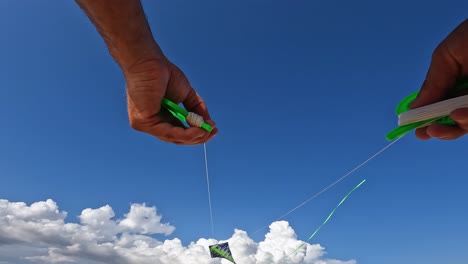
top-left (286, 179), bottom-right (366, 258)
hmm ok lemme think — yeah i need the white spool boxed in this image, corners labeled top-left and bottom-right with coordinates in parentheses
top-left (186, 112), bottom-right (204, 128)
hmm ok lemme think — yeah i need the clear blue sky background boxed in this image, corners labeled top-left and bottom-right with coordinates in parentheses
top-left (1, 0), bottom-right (467, 263)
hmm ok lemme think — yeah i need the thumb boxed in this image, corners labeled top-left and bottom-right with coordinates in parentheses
top-left (409, 43), bottom-right (460, 109)
top-left (183, 88), bottom-right (214, 124)
top-left (410, 20), bottom-right (468, 109)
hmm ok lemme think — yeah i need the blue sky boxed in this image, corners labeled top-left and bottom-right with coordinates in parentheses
top-left (1, 0), bottom-right (467, 263)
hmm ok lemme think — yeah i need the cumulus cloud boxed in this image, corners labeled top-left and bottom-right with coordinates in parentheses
top-left (0, 199), bottom-right (356, 264)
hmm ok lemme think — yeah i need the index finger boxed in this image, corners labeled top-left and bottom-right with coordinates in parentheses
top-left (146, 122), bottom-right (208, 144)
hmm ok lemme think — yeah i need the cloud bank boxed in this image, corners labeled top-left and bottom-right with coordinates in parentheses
top-left (0, 199), bottom-right (356, 264)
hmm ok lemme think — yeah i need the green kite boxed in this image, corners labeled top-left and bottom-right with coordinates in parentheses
top-left (209, 242), bottom-right (236, 263)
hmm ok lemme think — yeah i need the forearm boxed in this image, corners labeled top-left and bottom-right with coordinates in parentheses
top-left (75, 0), bottom-right (165, 73)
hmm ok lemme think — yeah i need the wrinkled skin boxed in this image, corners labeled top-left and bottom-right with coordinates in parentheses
top-left (125, 58), bottom-right (218, 145)
top-left (75, 0), bottom-right (217, 145)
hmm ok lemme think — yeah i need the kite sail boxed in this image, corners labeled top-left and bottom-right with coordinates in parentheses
top-left (209, 242), bottom-right (236, 263)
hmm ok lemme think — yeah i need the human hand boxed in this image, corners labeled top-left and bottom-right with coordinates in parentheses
top-left (410, 19), bottom-right (468, 140)
top-left (75, 0), bottom-right (217, 145)
top-left (125, 58), bottom-right (218, 145)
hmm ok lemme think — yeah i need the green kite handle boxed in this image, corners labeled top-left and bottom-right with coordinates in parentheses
top-left (161, 98), bottom-right (214, 132)
top-left (386, 81), bottom-right (468, 141)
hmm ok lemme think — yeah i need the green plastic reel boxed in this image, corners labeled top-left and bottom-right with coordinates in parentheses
top-left (386, 81), bottom-right (468, 141)
top-left (161, 98), bottom-right (214, 132)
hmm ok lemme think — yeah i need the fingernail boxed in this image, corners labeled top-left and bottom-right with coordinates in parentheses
top-left (207, 120), bottom-right (216, 127)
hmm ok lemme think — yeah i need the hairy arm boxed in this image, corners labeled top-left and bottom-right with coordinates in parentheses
top-left (74, 0), bottom-right (217, 144)
top-left (75, 0), bottom-right (163, 73)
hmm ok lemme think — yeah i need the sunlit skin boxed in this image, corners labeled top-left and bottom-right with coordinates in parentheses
top-left (410, 19), bottom-right (468, 140)
top-left (75, 0), bottom-right (217, 145)
top-left (75, 0), bottom-right (466, 143)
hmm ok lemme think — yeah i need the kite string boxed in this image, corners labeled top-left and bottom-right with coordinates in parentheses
top-left (186, 112), bottom-right (214, 235)
top-left (286, 179), bottom-right (367, 258)
top-left (185, 111), bottom-right (215, 236)
top-left (253, 135), bottom-right (404, 234)
top-left (204, 143), bottom-right (215, 237)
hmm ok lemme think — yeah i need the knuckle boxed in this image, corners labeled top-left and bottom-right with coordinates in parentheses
top-left (432, 43), bottom-right (446, 59)
top-left (129, 118), bottom-right (144, 131)
top-left (128, 116), bottom-right (153, 132)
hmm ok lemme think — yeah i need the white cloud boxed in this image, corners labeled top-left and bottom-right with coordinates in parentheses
top-left (0, 199), bottom-right (356, 264)
top-left (118, 204), bottom-right (175, 235)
